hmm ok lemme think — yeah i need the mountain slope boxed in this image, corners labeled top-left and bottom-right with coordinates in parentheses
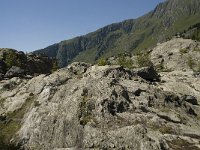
top-left (34, 0), bottom-right (200, 67)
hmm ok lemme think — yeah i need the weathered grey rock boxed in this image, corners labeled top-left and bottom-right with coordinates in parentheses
top-left (150, 38), bottom-right (200, 72)
top-left (157, 112), bottom-right (181, 123)
top-left (67, 62), bottom-right (91, 75)
top-left (5, 66), bottom-right (25, 78)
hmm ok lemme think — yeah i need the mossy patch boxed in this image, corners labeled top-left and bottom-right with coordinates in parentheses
top-left (158, 126), bottom-right (174, 134)
top-left (0, 96), bottom-right (34, 146)
top-left (0, 97), bottom-right (6, 108)
top-left (187, 55), bottom-right (200, 72)
top-left (147, 122), bottom-right (174, 134)
top-left (78, 95), bottom-right (96, 126)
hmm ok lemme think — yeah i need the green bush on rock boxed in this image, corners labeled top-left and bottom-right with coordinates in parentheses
top-left (98, 57), bottom-right (107, 66)
top-left (117, 54), bottom-right (134, 69)
top-left (136, 52), bottom-right (152, 67)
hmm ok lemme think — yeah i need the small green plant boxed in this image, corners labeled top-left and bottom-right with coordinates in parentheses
top-left (79, 100), bottom-right (92, 126)
top-left (0, 97), bottom-right (6, 107)
top-left (179, 48), bottom-right (188, 54)
top-left (117, 54), bottom-right (134, 69)
top-left (5, 51), bottom-right (18, 69)
top-left (4, 50), bottom-right (25, 69)
top-left (156, 63), bottom-right (164, 71)
top-left (187, 56), bottom-right (195, 70)
top-left (197, 62), bottom-right (200, 72)
top-left (159, 126), bottom-right (173, 134)
top-left (51, 61), bottom-right (59, 73)
top-left (136, 52), bottom-right (152, 67)
top-left (79, 115), bottom-right (93, 126)
top-left (98, 57), bottom-right (107, 66)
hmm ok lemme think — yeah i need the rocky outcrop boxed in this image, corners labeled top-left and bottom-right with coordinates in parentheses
top-left (182, 95), bottom-right (198, 105)
top-left (150, 38), bottom-right (200, 72)
top-left (5, 66), bottom-right (25, 78)
top-left (0, 49), bottom-right (58, 80)
top-left (0, 59), bottom-right (199, 149)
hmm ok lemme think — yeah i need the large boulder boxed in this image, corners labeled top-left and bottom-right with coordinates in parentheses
top-left (67, 62), bottom-right (91, 75)
top-left (5, 66), bottom-right (25, 78)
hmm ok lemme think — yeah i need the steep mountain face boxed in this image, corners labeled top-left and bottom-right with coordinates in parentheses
top-left (34, 0), bottom-right (200, 67)
top-left (0, 38), bottom-right (200, 149)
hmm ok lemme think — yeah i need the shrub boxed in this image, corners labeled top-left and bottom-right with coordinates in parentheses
top-left (136, 52), bottom-right (152, 67)
top-left (197, 62), bottom-right (200, 72)
top-left (156, 63), bottom-right (164, 71)
top-left (51, 61), bottom-right (59, 73)
top-left (117, 54), bottom-right (134, 69)
top-left (187, 56), bottom-right (195, 69)
top-left (98, 57), bottom-right (107, 66)
top-left (159, 126), bottom-right (173, 134)
top-left (5, 51), bottom-right (18, 69)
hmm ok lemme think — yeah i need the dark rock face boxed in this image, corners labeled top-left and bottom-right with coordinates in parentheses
top-left (0, 60), bottom-right (6, 74)
top-left (5, 66), bottom-right (25, 78)
top-left (182, 95), bottom-right (198, 105)
top-left (26, 54), bottom-right (56, 75)
top-left (0, 73), bottom-right (4, 80)
top-left (134, 66), bottom-right (160, 82)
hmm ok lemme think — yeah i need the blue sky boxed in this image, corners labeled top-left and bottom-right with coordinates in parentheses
top-left (0, 0), bottom-right (165, 52)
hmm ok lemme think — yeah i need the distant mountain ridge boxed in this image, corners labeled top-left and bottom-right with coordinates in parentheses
top-left (34, 0), bottom-right (200, 67)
